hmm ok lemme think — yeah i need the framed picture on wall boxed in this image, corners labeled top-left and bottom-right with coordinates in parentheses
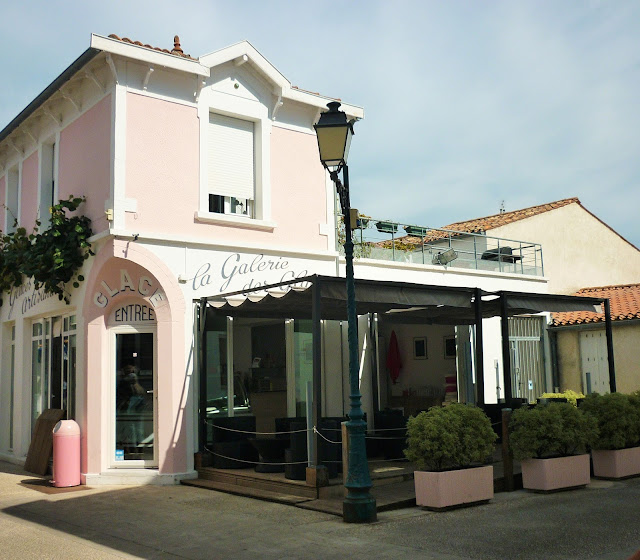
top-left (444, 335), bottom-right (456, 359)
top-left (413, 337), bottom-right (427, 359)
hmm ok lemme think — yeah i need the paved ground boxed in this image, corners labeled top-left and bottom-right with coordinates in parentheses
top-left (1, 460), bottom-right (639, 560)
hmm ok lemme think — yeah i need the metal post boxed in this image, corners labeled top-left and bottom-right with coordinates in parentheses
top-left (312, 277), bottom-right (322, 465)
top-left (198, 299), bottom-right (207, 455)
top-left (604, 299), bottom-right (617, 392)
top-left (306, 382), bottom-right (314, 466)
top-left (474, 288), bottom-right (485, 406)
top-left (500, 293), bottom-right (513, 404)
top-left (501, 408), bottom-right (514, 492)
top-left (334, 164), bottom-right (376, 523)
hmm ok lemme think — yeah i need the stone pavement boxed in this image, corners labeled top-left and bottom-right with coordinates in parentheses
top-left (1, 460), bottom-right (639, 560)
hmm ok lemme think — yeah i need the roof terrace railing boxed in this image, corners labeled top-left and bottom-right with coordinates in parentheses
top-left (341, 217), bottom-right (544, 277)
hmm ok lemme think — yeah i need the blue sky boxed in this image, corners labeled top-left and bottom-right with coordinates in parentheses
top-left (2, 1), bottom-right (639, 246)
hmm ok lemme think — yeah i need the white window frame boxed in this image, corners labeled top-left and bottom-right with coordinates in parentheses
top-left (196, 89), bottom-right (276, 231)
top-left (38, 135), bottom-right (59, 231)
top-left (5, 164), bottom-right (21, 234)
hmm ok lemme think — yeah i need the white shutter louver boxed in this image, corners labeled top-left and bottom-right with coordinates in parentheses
top-left (208, 113), bottom-right (255, 200)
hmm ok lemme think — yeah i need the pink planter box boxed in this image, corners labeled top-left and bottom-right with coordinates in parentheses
top-left (414, 465), bottom-right (493, 509)
top-left (592, 446), bottom-right (640, 479)
top-left (521, 454), bottom-right (590, 492)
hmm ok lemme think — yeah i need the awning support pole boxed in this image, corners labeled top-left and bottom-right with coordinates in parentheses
top-left (311, 277), bottom-right (322, 466)
top-left (604, 299), bottom-right (617, 392)
top-left (500, 293), bottom-right (513, 404)
top-left (474, 288), bottom-right (485, 406)
top-left (198, 298), bottom-right (207, 455)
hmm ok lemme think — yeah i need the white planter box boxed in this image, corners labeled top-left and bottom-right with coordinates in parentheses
top-left (414, 465), bottom-right (493, 509)
top-left (592, 446), bottom-right (640, 479)
top-left (521, 454), bottom-right (590, 492)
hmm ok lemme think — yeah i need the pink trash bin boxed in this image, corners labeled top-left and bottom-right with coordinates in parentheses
top-left (52, 420), bottom-right (81, 487)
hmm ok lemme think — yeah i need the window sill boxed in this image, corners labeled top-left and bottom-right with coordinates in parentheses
top-left (194, 211), bottom-right (276, 232)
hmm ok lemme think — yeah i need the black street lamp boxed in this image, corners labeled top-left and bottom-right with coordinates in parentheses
top-left (314, 101), bottom-right (377, 523)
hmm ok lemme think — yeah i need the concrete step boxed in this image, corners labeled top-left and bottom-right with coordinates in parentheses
top-left (196, 467), bottom-right (318, 499)
top-left (181, 478), bottom-right (313, 505)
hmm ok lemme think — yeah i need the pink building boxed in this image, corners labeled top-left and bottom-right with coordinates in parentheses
top-left (1, 33), bottom-right (595, 486)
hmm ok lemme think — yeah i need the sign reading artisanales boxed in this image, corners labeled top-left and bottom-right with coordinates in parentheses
top-left (192, 252), bottom-right (311, 294)
top-left (94, 269), bottom-right (165, 308)
top-left (7, 279), bottom-right (56, 320)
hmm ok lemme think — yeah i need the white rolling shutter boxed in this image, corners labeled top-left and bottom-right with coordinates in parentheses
top-left (208, 113), bottom-right (255, 200)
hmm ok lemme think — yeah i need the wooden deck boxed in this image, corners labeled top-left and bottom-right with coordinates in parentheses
top-left (182, 454), bottom-right (522, 516)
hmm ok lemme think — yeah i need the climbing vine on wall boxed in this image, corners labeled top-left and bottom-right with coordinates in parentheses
top-left (0, 195), bottom-right (94, 305)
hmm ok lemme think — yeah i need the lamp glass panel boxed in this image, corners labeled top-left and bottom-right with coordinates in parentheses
top-left (316, 127), bottom-right (348, 166)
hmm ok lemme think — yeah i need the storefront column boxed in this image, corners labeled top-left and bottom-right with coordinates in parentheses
top-left (500, 293), bottom-right (513, 404)
top-left (474, 287), bottom-right (485, 406)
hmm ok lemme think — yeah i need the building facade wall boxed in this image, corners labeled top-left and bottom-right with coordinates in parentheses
top-left (58, 94), bottom-right (113, 234)
top-left (556, 329), bottom-right (582, 392)
top-left (0, 36), bottom-right (562, 483)
top-left (557, 323), bottom-right (640, 395)
top-left (493, 204), bottom-right (640, 294)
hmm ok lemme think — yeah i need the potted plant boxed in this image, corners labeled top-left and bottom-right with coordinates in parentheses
top-left (539, 389), bottom-right (585, 406)
top-left (509, 402), bottom-right (598, 492)
top-left (405, 403), bottom-right (497, 509)
top-left (580, 392), bottom-right (640, 479)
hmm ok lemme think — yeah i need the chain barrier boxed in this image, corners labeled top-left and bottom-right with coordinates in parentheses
top-left (204, 419), bottom-right (310, 437)
top-left (320, 426), bottom-right (407, 432)
top-left (203, 445), bottom-right (308, 466)
top-left (313, 427), bottom-right (342, 445)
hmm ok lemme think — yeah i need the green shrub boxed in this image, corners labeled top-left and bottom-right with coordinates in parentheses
top-left (540, 390), bottom-right (585, 406)
top-left (404, 404), bottom-right (497, 471)
top-left (579, 393), bottom-right (640, 450)
top-left (509, 402), bottom-right (598, 460)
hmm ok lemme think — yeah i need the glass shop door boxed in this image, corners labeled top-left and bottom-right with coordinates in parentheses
top-left (113, 330), bottom-right (157, 466)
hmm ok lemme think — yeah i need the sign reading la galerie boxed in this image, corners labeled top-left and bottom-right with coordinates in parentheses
top-left (94, 269), bottom-right (166, 319)
top-left (192, 252), bottom-right (312, 294)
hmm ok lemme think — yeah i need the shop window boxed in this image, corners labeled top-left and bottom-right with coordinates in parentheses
top-left (30, 314), bottom-right (77, 434)
top-left (9, 325), bottom-right (15, 449)
top-left (2, 325), bottom-right (16, 451)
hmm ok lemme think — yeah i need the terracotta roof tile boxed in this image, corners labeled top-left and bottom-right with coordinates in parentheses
top-left (552, 284), bottom-right (640, 326)
top-left (439, 198), bottom-right (580, 234)
top-left (376, 198), bottom-right (581, 248)
top-left (108, 34), bottom-right (197, 61)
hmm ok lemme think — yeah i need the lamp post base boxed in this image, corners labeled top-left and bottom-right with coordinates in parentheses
top-left (343, 490), bottom-right (377, 523)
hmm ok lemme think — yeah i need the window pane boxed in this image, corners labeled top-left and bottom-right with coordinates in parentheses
top-left (294, 320), bottom-right (313, 417)
top-left (31, 340), bottom-right (44, 434)
top-left (115, 333), bottom-right (154, 462)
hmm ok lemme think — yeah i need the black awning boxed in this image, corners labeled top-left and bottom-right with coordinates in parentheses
top-left (201, 275), bottom-right (604, 326)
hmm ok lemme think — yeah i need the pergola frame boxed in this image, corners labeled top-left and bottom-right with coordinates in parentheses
top-left (196, 274), bottom-right (613, 462)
